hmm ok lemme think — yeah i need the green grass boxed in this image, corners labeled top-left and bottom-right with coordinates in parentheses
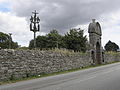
top-left (0, 61), bottom-right (119, 85)
top-left (105, 51), bottom-right (120, 56)
top-left (46, 48), bottom-right (87, 55)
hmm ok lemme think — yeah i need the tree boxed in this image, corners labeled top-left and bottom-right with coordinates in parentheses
top-left (0, 32), bottom-right (19, 49)
top-left (46, 29), bottom-right (63, 49)
top-left (36, 36), bottom-right (48, 49)
top-left (29, 29), bottom-right (64, 49)
top-left (64, 29), bottom-right (87, 52)
top-left (11, 42), bottom-right (19, 49)
top-left (29, 40), bottom-right (34, 49)
top-left (104, 40), bottom-right (119, 52)
top-left (0, 32), bottom-right (9, 49)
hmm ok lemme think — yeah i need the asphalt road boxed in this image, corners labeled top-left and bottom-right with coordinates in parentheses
top-left (1, 62), bottom-right (120, 90)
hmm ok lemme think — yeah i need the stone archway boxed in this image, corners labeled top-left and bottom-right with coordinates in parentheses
top-left (96, 42), bottom-right (101, 64)
top-left (88, 19), bottom-right (103, 65)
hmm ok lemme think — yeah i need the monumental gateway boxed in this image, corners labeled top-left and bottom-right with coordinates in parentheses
top-left (88, 19), bottom-right (104, 64)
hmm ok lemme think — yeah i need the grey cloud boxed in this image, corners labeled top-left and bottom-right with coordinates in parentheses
top-left (10, 0), bottom-right (120, 33)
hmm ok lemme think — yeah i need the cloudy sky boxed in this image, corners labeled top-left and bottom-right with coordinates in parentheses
top-left (0, 0), bottom-right (120, 47)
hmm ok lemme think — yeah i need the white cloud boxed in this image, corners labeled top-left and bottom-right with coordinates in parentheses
top-left (99, 10), bottom-right (120, 47)
top-left (8, 0), bottom-right (120, 33)
top-left (0, 12), bottom-right (33, 46)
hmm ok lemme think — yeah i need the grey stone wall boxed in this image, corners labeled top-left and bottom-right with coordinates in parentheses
top-left (104, 52), bottom-right (120, 63)
top-left (1, 50), bottom-right (120, 82)
top-left (0, 49), bottom-right (92, 81)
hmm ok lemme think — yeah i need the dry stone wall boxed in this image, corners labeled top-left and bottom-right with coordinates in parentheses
top-left (104, 53), bottom-right (120, 63)
top-left (0, 49), bottom-right (91, 81)
top-left (0, 49), bottom-right (120, 82)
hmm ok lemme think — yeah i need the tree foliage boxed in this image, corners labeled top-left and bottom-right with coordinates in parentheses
top-left (104, 40), bottom-right (119, 52)
top-left (64, 29), bottom-right (87, 52)
top-left (0, 32), bottom-right (19, 49)
top-left (46, 30), bottom-right (63, 49)
top-left (29, 29), bottom-right (88, 52)
top-left (36, 36), bottom-right (48, 49)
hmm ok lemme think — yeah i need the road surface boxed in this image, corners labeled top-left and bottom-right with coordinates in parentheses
top-left (1, 62), bottom-right (120, 90)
